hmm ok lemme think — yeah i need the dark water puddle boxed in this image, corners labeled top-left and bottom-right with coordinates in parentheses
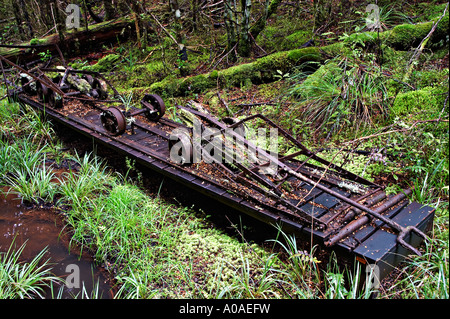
top-left (0, 188), bottom-right (116, 299)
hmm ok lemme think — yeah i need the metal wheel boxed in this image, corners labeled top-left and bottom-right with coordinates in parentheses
top-left (20, 75), bottom-right (36, 95)
top-left (141, 94), bottom-right (166, 122)
top-left (100, 106), bottom-right (126, 136)
top-left (47, 90), bottom-right (63, 109)
top-left (84, 75), bottom-right (108, 99)
top-left (36, 82), bottom-right (50, 102)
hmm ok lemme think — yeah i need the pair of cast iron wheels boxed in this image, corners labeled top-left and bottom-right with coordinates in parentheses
top-left (100, 94), bottom-right (166, 136)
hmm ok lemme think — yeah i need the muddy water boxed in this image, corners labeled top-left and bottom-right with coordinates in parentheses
top-left (0, 189), bottom-right (116, 299)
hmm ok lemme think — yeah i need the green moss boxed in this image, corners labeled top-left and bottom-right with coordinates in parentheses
top-left (391, 86), bottom-right (447, 119)
top-left (281, 30), bottom-right (311, 50)
top-left (418, 2), bottom-right (450, 21)
top-left (289, 61), bottom-right (341, 102)
top-left (220, 63), bottom-right (259, 87)
top-left (411, 68), bottom-right (449, 89)
top-left (384, 12), bottom-right (449, 49)
top-left (257, 15), bottom-right (313, 52)
top-left (147, 46), bottom-right (324, 97)
top-left (29, 38), bottom-right (45, 45)
top-left (286, 47), bottom-right (321, 62)
top-left (380, 46), bottom-right (409, 71)
top-left (82, 54), bottom-right (121, 73)
top-left (175, 226), bottom-right (270, 292)
top-left (209, 70), bottom-right (219, 80)
top-left (386, 22), bottom-right (434, 49)
top-left (118, 61), bottom-right (167, 88)
top-left (343, 31), bottom-right (379, 47)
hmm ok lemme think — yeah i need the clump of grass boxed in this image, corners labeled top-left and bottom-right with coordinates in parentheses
top-left (385, 238), bottom-right (449, 299)
top-left (0, 240), bottom-right (61, 299)
top-left (5, 156), bottom-right (57, 205)
top-left (216, 253), bottom-right (287, 299)
top-left (57, 152), bottom-right (112, 210)
top-left (286, 57), bottom-right (389, 139)
top-left (268, 226), bottom-right (321, 283)
top-left (0, 90), bottom-right (54, 146)
top-left (0, 136), bottom-right (45, 180)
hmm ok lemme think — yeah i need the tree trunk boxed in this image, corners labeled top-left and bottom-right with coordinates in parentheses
top-left (103, 0), bottom-right (116, 20)
top-left (237, 0), bottom-right (252, 57)
top-left (129, 1), bottom-right (142, 47)
top-left (51, 0), bottom-right (65, 43)
top-left (11, 0), bottom-right (26, 40)
top-left (224, 0), bottom-right (238, 59)
top-left (19, 0), bottom-right (34, 38)
top-left (192, 0), bottom-right (199, 32)
top-left (250, 0), bottom-right (281, 40)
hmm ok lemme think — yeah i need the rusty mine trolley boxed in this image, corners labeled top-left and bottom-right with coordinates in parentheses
top-left (1, 53), bottom-right (435, 284)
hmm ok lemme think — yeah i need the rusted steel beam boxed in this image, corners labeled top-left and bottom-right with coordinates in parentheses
top-left (324, 188), bottom-right (412, 247)
top-left (324, 187), bottom-right (383, 226)
top-left (227, 113), bottom-right (379, 187)
top-left (0, 54), bottom-right (64, 97)
top-left (341, 191), bottom-right (387, 223)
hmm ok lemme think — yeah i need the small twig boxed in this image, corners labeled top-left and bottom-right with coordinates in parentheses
top-left (54, 44), bottom-right (66, 68)
top-left (50, 3), bottom-right (59, 40)
top-left (211, 43), bottom-right (237, 70)
top-left (343, 118), bottom-right (449, 145)
top-left (217, 92), bottom-right (231, 116)
top-left (235, 102), bottom-right (276, 108)
top-left (405, 3), bottom-right (448, 80)
top-left (140, 49), bottom-right (156, 64)
top-left (150, 13), bottom-right (179, 47)
top-left (41, 26), bottom-right (56, 37)
top-left (438, 93), bottom-right (449, 122)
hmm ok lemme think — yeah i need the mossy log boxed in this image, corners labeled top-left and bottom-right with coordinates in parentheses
top-left (343, 12), bottom-right (449, 50)
top-left (0, 16), bottom-right (135, 63)
top-left (149, 47), bottom-right (324, 97)
top-left (147, 14), bottom-right (448, 97)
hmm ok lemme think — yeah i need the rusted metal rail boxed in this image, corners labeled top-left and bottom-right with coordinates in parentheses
top-left (1, 58), bottom-right (435, 281)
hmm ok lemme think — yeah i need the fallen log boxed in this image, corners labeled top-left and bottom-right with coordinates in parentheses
top-left (0, 16), bottom-right (136, 63)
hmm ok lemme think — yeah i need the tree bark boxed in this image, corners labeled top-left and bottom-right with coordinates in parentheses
top-left (19, 0), bottom-right (34, 38)
top-left (249, 0), bottom-right (281, 40)
top-left (224, 0), bottom-right (238, 59)
top-left (103, 0), bottom-right (116, 20)
top-left (51, 0), bottom-right (65, 43)
top-left (11, 0), bottom-right (26, 40)
top-left (237, 0), bottom-right (252, 57)
top-left (0, 16), bottom-right (136, 63)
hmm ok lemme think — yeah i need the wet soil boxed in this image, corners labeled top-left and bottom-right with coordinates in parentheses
top-left (0, 187), bottom-right (116, 299)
